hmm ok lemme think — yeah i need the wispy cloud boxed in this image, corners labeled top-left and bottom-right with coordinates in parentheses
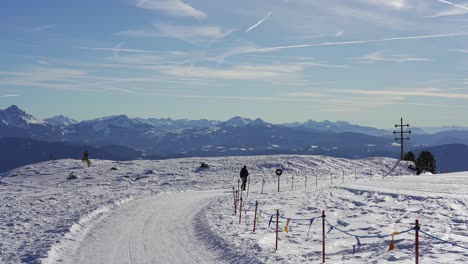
top-left (246, 11), bottom-right (272, 32)
top-left (432, 1), bottom-right (468, 17)
top-left (300, 62), bottom-right (348, 68)
top-left (271, 81), bottom-right (336, 86)
top-left (149, 92), bottom-right (287, 102)
top-left (232, 32), bottom-right (468, 54)
top-left (362, 0), bottom-right (410, 10)
top-left (27, 25), bottom-right (56, 33)
top-left (205, 29), bottom-right (235, 48)
top-left (116, 23), bottom-right (231, 44)
top-left (331, 6), bottom-right (407, 28)
top-left (106, 54), bottom-right (164, 65)
top-left (335, 30), bottom-right (344, 37)
top-left (135, 0), bottom-right (207, 19)
top-left (0, 94), bottom-right (19, 98)
top-left (81, 46), bottom-right (157, 53)
top-left (0, 71), bottom-right (27, 76)
top-left (354, 51), bottom-right (431, 63)
top-left (435, 0), bottom-right (468, 11)
top-left (0, 67), bottom-right (132, 93)
top-left (331, 88), bottom-right (468, 100)
top-left (154, 64), bottom-right (303, 80)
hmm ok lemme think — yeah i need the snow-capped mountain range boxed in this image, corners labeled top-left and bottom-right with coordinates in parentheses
top-left (2, 105), bottom-right (468, 173)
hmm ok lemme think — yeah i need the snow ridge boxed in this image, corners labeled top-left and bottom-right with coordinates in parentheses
top-left (195, 198), bottom-right (265, 263)
top-left (44, 196), bottom-right (135, 264)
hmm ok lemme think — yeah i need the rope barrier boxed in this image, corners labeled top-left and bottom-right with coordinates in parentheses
top-left (249, 205), bottom-right (467, 253)
top-left (324, 219), bottom-right (414, 238)
top-left (419, 230), bottom-right (468, 250)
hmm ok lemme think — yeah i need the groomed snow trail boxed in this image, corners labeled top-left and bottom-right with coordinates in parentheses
top-left (62, 190), bottom-right (227, 264)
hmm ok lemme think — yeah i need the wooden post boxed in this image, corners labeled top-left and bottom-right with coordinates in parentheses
top-left (234, 190), bottom-right (238, 215)
top-left (253, 201), bottom-right (258, 233)
top-left (261, 178), bottom-right (265, 194)
top-left (237, 179), bottom-right (240, 198)
top-left (275, 209), bottom-right (279, 251)
top-left (278, 175), bottom-right (280, 192)
top-left (415, 219), bottom-right (420, 264)
top-left (322, 210), bottom-right (326, 263)
top-left (239, 197), bottom-right (243, 224)
top-left (291, 175), bottom-right (294, 191)
top-left (233, 186), bottom-right (236, 215)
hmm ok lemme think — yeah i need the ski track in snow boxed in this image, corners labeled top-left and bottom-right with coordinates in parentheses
top-left (60, 191), bottom-right (225, 264)
top-left (0, 155), bottom-right (466, 263)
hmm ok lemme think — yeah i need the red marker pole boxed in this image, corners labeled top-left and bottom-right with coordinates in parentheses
top-left (275, 209), bottom-right (279, 251)
top-left (239, 197), bottom-right (243, 224)
top-left (253, 201), bottom-right (258, 233)
top-left (415, 219), bottom-right (420, 264)
top-left (322, 210), bottom-right (326, 263)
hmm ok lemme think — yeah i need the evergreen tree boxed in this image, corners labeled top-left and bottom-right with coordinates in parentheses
top-left (403, 151), bottom-right (416, 163)
top-left (416, 151), bottom-right (436, 174)
top-left (82, 149), bottom-right (91, 167)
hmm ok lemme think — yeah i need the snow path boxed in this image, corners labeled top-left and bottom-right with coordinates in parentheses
top-left (62, 190), bottom-right (227, 264)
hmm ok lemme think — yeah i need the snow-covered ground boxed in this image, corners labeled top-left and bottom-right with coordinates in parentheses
top-left (0, 155), bottom-right (466, 263)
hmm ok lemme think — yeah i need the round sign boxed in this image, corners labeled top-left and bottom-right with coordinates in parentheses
top-left (275, 169), bottom-right (283, 176)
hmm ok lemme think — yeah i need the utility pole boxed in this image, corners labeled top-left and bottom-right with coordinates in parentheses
top-left (393, 117), bottom-right (411, 160)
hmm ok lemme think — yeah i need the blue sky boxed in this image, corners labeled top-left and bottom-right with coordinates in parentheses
top-left (1, 0), bottom-right (468, 128)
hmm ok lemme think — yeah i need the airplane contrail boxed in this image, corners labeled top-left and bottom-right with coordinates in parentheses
top-left (233, 32), bottom-right (468, 54)
top-left (246, 11), bottom-right (272, 32)
top-left (435, 0), bottom-right (468, 11)
top-left (113, 42), bottom-right (126, 58)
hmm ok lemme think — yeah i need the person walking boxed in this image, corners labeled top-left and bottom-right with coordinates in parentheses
top-left (240, 165), bottom-right (249, 191)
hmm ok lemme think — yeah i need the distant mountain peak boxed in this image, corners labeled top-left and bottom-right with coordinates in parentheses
top-left (44, 115), bottom-right (78, 127)
top-left (221, 116), bottom-right (253, 127)
top-left (6, 104), bottom-right (21, 111)
top-left (76, 114), bottom-right (144, 132)
top-left (247, 118), bottom-right (272, 127)
top-left (0, 105), bottom-right (44, 128)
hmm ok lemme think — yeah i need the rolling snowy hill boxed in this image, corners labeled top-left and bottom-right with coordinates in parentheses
top-left (1, 155), bottom-right (466, 263)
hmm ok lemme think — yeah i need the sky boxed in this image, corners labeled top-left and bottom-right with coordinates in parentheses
top-left (1, 0), bottom-right (468, 128)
